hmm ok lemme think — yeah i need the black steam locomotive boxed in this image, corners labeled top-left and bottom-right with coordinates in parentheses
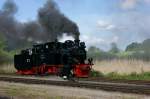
top-left (14, 39), bottom-right (93, 79)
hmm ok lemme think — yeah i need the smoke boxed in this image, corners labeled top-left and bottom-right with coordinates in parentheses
top-left (0, 0), bottom-right (21, 50)
top-left (22, 21), bottom-right (45, 42)
top-left (0, 0), bottom-right (80, 50)
top-left (38, 0), bottom-right (80, 40)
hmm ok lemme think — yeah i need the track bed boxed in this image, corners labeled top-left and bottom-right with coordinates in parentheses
top-left (0, 75), bottom-right (149, 95)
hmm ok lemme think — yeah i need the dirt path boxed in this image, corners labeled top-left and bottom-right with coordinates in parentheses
top-left (0, 81), bottom-right (149, 99)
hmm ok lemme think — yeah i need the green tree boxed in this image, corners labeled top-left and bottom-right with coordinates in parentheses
top-left (88, 46), bottom-right (101, 53)
top-left (0, 33), bottom-right (12, 64)
top-left (0, 33), bottom-right (6, 50)
top-left (109, 43), bottom-right (120, 54)
top-left (125, 42), bottom-right (141, 51)
top-left (141, 39), bottom-right (150, 52)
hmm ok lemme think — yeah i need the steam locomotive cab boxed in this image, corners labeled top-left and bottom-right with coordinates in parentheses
top-left (14, 40), bottom-right (93, 78)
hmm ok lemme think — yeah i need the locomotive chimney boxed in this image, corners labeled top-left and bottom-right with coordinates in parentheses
top-left (74, 39), bottom-right (80, 46)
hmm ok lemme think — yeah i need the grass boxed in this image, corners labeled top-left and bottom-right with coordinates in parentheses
top-left (91, 59), bottom-right (150, 80)
top-left (90, 70), bottom-right (150, 80)
top-left (106, 72), bottom-right (150, 80)
top-left (0, 64), bottom-right (16, 74)
top-left (94, 59), bottom-right (150, 74)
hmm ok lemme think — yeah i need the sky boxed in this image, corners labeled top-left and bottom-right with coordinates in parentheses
top-left (0, 0), bottom-right (150, 50)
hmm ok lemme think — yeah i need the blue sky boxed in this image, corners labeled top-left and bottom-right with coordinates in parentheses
top-left (0, 0), bottom-right (150, 50)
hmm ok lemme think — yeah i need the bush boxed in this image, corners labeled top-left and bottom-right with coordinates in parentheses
top-left (0, 50), bottom-right (13, 64)
top-left (90, 70), bottom-right (104, 77)
top-left (0, 33), bottom-right (14, 64)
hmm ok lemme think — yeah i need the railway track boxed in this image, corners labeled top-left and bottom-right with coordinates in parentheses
top-left (0, 76), bottom-right (149, 95)
top-left (82, 77), bottom-right (150, 85)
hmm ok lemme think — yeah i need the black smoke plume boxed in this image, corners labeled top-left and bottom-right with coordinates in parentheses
top-left (0, 0), bottom-right (21, 50)
top-left (0, 0), bottom-right (80, 50)
top-left (38, 0), bottom-right (80, 40)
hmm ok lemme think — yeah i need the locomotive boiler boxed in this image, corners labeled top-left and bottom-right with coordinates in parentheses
top-left (14, 39), bottom-right (93, 79)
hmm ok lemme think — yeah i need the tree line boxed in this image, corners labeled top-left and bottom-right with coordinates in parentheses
top-left (0, 32), bottom-right (150, 64)
top-left (87, 39), bottom-right (150, 61)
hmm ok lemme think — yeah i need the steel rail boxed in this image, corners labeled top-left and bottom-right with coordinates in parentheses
top-left (0, 76), bottom-right (149, 95)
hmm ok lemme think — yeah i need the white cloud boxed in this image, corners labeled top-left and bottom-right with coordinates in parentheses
top-left (144, 0), bottom-right (150, 3)
top-left (80, 34), bottom-right (120, 50)
top-left (81, 35), bottom-right (105, 45)
top-left (120, 0), bottom-right (150, 10)
top-left (121, 0), bottom-right (138, 10)
top-left (111, 36), bottom-right (119, 43)
top-left (97, 20), bottom-right (115, 30)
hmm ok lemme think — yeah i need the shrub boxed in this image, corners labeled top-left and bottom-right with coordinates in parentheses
top-left (90, 70), bottom-right (104, 77)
